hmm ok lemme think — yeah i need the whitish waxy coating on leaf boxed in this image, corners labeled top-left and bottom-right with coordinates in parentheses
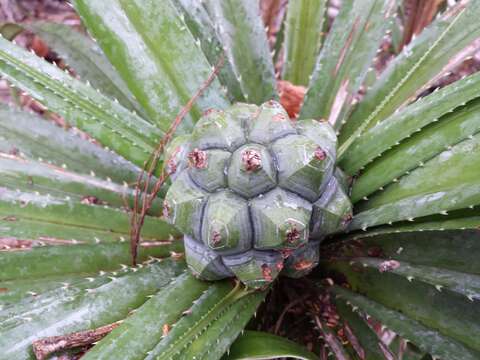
top-left (164, 101), bottom-right (351, 288)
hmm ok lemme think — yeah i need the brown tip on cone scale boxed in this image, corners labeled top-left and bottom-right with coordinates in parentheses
top-left (342, 213), bottom-right (353, 227)
top-left (293, 260), bottom-right (314, 271)
top-left (261, 264), bottom-right (273, 281)
top-left (211, 230), bottom-right (222, 246)
top-left (286, 225), bottom-right (301, 244)
top-left (188, 149), bottom-right (208, 169)
top-left (314, 147), bottom-right (327, 161)
top-left (242, 149), bottom-right (262, 172)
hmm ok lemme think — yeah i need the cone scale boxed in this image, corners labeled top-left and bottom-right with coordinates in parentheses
top-left (164, 101), bottom-right (352, 288)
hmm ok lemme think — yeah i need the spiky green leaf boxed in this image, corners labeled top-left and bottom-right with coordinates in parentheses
top-left (0, 153), bottom-right (139, 209)
top-left (336, 229), bottom-right (480, 275)
top-left (346, 207), bottom-right (480, 238)
top-left (340, 71), bottom-right (480, 175)
top-left (351, 98), bottom-right (480, 203)
top-left (0, 36), bottom-right (162, 168)
top-left (0, 273), bottom-right (89, 305)
top-left (206, 0), bottom-right (278, 104)
top-left (323, 259), bottom-right (480, 352)
top-left (334, 298), bottom-right (387, 360)
top-left (282, 0), bottom-right (327, 86)
top-left (0, 106), bottom-right (143, 185)
top-left (339, 0), bottom-right (480, 154)
top-left (0, 260), bottom-right (185, 359)
top-left (331, 286), bottom-right (480, 360)
top-left (224, 330), bottom-right (318, 360)
top-left (145, 282), bottom-right (265, 360)
top-left (0, 187), bottom-right (178, 244)
top-left (12, 21), bottom-right (144, 114)
top-left (351, 133), bottom-right (480, 229)
top-left (0, 241), bottom-right (183, 282)
top-left (171, 0), bottom-right (244, 102)
top-left (300, 0), bottom-right (397, 127)
top-left (73, 0), bottom-right (229, 133)
top-left (81, 273), bottom-right (208, 359)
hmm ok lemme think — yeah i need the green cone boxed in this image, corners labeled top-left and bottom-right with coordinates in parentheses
top-left (164, 101), bottom-right (351, 288)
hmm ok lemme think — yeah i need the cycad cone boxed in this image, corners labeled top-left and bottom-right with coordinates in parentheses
top-left (163, 101), bottom-right (352, 288)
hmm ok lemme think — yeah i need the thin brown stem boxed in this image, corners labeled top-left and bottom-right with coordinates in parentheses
top-left (32, 322), bottom-right (121, 360)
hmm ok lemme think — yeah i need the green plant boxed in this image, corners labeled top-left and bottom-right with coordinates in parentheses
top-left (0, 0), bottom-right (479, 359)
top-left (163, 101), bottom-right (351, 288)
